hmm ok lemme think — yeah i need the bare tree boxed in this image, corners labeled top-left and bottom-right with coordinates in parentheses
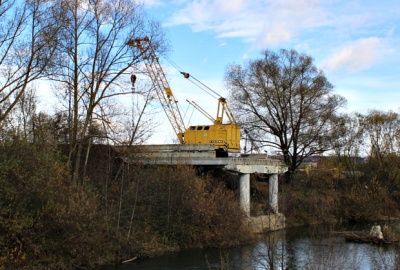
top-left (49, 0), bottom-right (166, 182)
top-left (0, 0), bottom-right (59, 123)
top-left (331, 113), bottom-right (363, 182)
top-left (120, 82), bottom-right (158, 146)
top-left (12, 86), bottom-right (37, 138)
top-left (359, 110), bottom-right (400, 164)
top-left (225, 49), bottom-right (346, 178)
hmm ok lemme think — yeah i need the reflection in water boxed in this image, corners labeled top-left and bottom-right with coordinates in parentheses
top-left (103, 224), bottom-right (400, 270)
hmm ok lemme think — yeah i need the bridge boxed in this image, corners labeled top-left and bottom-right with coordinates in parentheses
top-left (114, 144), bottom-right (288, 232)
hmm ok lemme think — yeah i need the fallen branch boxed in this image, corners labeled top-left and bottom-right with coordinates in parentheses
top-left (122, 257), bottom-right (138, 264)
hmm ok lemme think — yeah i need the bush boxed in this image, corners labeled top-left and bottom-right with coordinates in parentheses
top-left (0, 139), bottom-right (119, 268)
top-left (111, 165), bottom-right (249, 252)
top-left (339, 180), bottom-right (399, 222)
top-left (279, 158), bottom-right (400, 225)
top-left (0, 140), bottom-right (252, 269)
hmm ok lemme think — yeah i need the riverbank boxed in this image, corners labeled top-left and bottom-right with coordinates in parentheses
top-left (2, 141), bottom-right (400, 269)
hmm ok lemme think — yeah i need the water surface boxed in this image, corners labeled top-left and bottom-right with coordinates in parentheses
top-left (103, 223), bottom-right (400, 270)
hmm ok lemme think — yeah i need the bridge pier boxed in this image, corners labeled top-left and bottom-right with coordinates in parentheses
top-left (269, 174), bottom-right (278, 214)
top-left (238, 172), bottom-right (280, 216)
top-left (237, 171), bottom-right (286, 234)
top-left (239, 173), bottom-right (251, 217)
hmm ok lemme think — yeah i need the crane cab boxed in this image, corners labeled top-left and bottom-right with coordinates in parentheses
top-left (184, 124), bottom-right (240, 156)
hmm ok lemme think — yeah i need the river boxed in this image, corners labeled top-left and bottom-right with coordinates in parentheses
top-left (102, 223), bottom-right (400, 269)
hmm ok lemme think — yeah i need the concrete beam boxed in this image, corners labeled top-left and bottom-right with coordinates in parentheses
top-left (114, 144), bottom-right (215, 152)
top-left (225, 164), bottom-right (287, 174)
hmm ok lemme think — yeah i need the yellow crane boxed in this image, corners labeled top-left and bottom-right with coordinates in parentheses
top-left (127, 37), bottom-right (240, 156)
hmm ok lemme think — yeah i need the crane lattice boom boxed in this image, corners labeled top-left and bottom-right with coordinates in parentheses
top-left (128, 37), bottom-right (186, 143)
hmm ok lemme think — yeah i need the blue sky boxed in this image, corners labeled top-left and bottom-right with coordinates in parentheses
top-left (37, 0), bottom-right (399, 144)
top-left (141, 0), bottom-right (400, 120)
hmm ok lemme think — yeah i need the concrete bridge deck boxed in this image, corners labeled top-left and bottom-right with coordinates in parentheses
top-left (114, 144), bottom-right (286, 174)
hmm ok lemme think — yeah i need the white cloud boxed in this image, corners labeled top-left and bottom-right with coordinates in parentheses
top-left (164, 0), bottom-right (325, 47)
top-left (256, 24), bottom-right (292, 47)
top-left (216, 0), bottom-right (247, 13)
top-left (323, 37), bottom-right (381, 74)
top-left (218, 40), bottom-right (227, 47)
top-left (139, 0), bottom-right (164, 7)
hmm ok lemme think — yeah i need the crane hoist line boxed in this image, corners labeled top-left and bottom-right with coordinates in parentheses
top-left (127, 37), bottom-right (240, 157)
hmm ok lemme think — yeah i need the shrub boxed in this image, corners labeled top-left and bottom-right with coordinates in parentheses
top-left (112, 165), bottom-right (249, 251)
top-left (0, 139), bottom-right (118, 268)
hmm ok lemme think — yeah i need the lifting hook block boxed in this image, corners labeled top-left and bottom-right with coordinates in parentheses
top-left (181, 72), bottom-right (190, 79)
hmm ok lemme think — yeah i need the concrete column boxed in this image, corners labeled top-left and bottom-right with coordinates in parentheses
top-left (239, 173), bottom-right (250, 217)
top-left (269, 174), bottom-right (279, 214)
